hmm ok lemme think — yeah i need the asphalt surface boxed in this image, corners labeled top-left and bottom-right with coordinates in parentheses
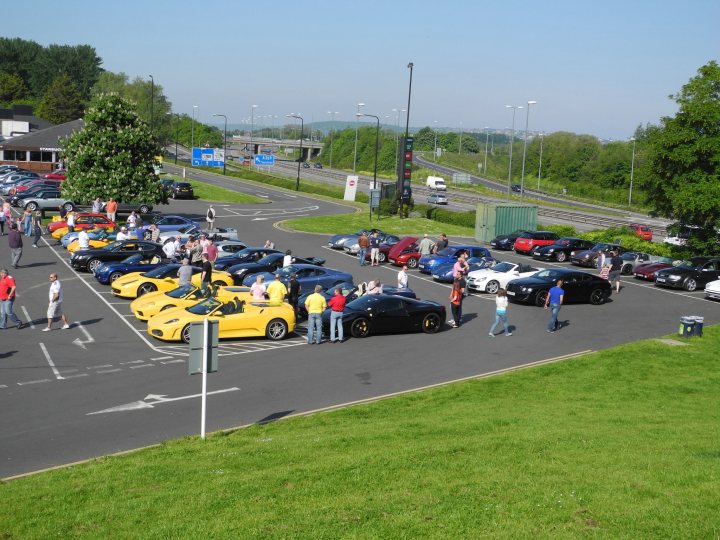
top-left (2, 168), bottom-right (719, 478)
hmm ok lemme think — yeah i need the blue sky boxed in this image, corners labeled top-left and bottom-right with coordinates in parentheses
top-left (7, 0), bottom-right (718, 139)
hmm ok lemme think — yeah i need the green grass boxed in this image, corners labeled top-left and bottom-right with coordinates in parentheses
top-left (281, 211), bottom-right (476, 238)
top-left (163, 174), bottom-right (266, 204)
top-left (2, 329), bottom-right (719, 538)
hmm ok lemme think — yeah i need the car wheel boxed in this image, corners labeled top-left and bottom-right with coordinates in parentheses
top-left (138, 283), bottom-right (157, 296)
top-left (109, 271), bottom-right (123, 282)
top-left (589, 288), bottom-right (606, 305)
top-left (378, 252), bottom-right (387, 263)
top-left (63, 202), bottom-right (75, 212)
top-left (139, 205), bottom-right (150, 214)
top-left (266, 318), bottom-right (288, 340)
top-left (25, 202), bottom-right (38, 212)
top-left (350, 317), bottom-right (370, 338)
top-left (87, 258), bottom-right (101, 274)
top-left (421, 312), bottom-right (442, 334)
top-left (555, 252), bottom-right (567, 262)
top-left (684, 279), bottom-right (698, 292)
top-left (621, 263), bottom-right (633, 275)
top-left (406, 257), bottom-right (418, 269)
top-left (535, 290), bottom-right (549, 307)
top-left (181, 324), bottom-right (192, 344)
top-left (485, 280), bottom-right (500, 294)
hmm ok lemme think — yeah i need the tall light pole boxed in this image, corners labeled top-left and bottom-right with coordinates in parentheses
top-left (353, 102), bottom-right (365, 172)
top-left (357, 113), bottom-right (380, 189)
top-left (519, 100), bottom-right (537, 199)
top-left (327, 111), bottom-right (338, 168)
top-left (191, 105), bottom-right (198, 149)
top-left (458, 121), bottom-right (463, 154)
top-left (392, 108), bottom-right (405, 165)
top-left (250, 104), bottom-right (258, 154)
top-left (167, 112), bottom-right (179, 165)
top-left (212, 113), bottom-right (227, 175)
top-left (148, 75), bottom-right (154, 133)
top-left (483, 127), bottom-right (490, 176)
top-left (433, 120), bottom-right (439, 162)
top-left (537, 133), bottom-right (545, 190)
top-left (506, 105), bottom-right (523, 199)
top-left (628, 137), bottom-right (636, 206)
top-left (286, 114), bottom-right (303, 191)
top-left (400, 62), bottom-right (414, 219)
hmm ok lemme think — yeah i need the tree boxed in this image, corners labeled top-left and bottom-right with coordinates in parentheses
top-left (28, 44), bottom-right (102, 100)
top-left (0, 37), bottom-right (43, 87)
top-left (61, 94), bottom-right (163, 206)
top-left (642, 61), bottom-right (720, 248)
top-left (0, 72), bottom-right (29, 104)
top-left (35, 74), bottom-right (84, 124)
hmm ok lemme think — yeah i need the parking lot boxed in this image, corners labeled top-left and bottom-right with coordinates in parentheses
top-left (2, 167), bottom-right (719, 478)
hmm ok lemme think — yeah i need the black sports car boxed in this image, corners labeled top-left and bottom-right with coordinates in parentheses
top-left (533, 238), bottom-right (595, 263)
top-left (505, 268), bottom-right (612, 306)
top-left (654, 257), bottom-right (720, 291)
top-left (70, 240), bottom-right (165, 273)
top-left (297, 281), bottom-right (417, 319)
top-left (227, 253), bottom-right (326, 283)
top-left (490, 230), bottom-right (528, 250)
top-left (321, 294), bottom-right (445, 338)
top-left (569, 243), bottom-right (628, 268)
top-left (213, 248), bottom-right (282, 271)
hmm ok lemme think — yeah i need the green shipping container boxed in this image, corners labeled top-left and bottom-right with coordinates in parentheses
top-left (475, 203), bottom-right (537, 244)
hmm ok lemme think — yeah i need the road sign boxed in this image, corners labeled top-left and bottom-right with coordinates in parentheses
top-left (369, 189), bottom-right (381, 209)
top-left (254, 154), bottom-right (275, 166)
top-left (192, 147), bottom-right (225, 168)
top-left (344, 175), bottom-right (359, 201)
top-left (189, 320), bottom-right (218, 375)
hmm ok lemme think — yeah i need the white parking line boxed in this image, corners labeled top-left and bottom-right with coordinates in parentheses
top-left (129, 364), bottom-right (154, 369)
top-left (97, 369), bottom-right (122, 374)
top-left (20, 306), bottom-right (34, 329)
top-left (39, 343), bottom-right (63, 380)
top-left (63, 374), bottom-right (89, 380)
top-left (17, 379), bottom-right (51, 386)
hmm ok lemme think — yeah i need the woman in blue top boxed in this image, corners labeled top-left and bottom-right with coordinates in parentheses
top-left (544, 279), bottom-right (565, 333)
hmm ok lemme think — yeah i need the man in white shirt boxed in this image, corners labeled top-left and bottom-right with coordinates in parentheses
top-left (77, 229), bottom-right (90, 250)
top-left (397, 266), bottom-right (408, 289)
top-left (163, 238), bottom-right (177, 260)
top-left (116, 227), bottom-right (129, 241)
top-left (283, 250), bottom-right (293, 267)
top-left (43, 273), bottom-right (70, 331)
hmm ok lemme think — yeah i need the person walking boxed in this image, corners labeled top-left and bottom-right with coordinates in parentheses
top-left (22, 208), bottom-right (32, 237)
top-left (304, 284), bottom-right (327, 345)
top-left (8, 223), bottom-right (22, 268)
top-left (417, 234), bottom-right (435, 257)
top-left (287, 274), bottom-right (301, 317)
top-left (608, 251), bottom-right (623, 293)
top-left (177, 258), bottom-right (193, 286)
top-left (106, 198), bottom-right (117, 222)
top-left (544, 279), bottom-right (565, 333)
top-left (357, 232), bottom-right (369, 266)
top-left (32, 211), bottom-right (42, 248)
top-left (327, 287), bottom-right (346, 343)
top-left (488, 288), bottom-right (511, 336)
top-left (43, 273), bottom-right (70, 331)
top-left (200, 253), bottom-right (212, 294)
top-left (250, 275), bottom-right (266, 301)
top-left (449, 277), bottom-right (464, 328)
top-left (596, 250), bottom-right (607, 272)
top-left (369, 231), bottom-right (381, 266)
top-left (266, 273), bottom-right (288, 305)
top-left (126, 211), bottom-right (138, 232)
top-left (206, 205), bottom-right (216, 230)
top-left (0, 206), bottom-right (5, 235)
top-left (397, 265), bottom-right (408, 289)
top-left (0, 268), bottom-right (24, 329)
top-left (66, 210), bottom-right (76, 233)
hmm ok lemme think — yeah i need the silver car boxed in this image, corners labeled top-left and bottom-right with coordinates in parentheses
top-left (19, 190), bottom-right (75, 212)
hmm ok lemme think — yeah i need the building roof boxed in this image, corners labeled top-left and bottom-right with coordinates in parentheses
top-left (0, 119), bottom-right (85, 152)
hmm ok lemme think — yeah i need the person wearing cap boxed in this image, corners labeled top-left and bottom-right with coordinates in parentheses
top-left (417, 234), bottom-right (435, 256)
top-left (116, 227), bottom-right (129, 241)
top-left (266, 273), bottom-right (287, 305)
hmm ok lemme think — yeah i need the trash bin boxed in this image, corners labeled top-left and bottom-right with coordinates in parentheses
top-left (691, 316), bottom-right (704, 337)
top-left (678, 316), bottom-right (695, 338)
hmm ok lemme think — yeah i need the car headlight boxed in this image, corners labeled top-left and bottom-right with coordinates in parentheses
top-left (165, 319), bottom-right (180, 324)
top-left (583, 254), bottom-right (590, 259)
top-left (668, 275), bottom-right (682, 281)
top-left (478, 276), bottom-right (488, 281)
top-left (570, 251), bottom-right (576, 256)
top-left (521, 286), bottom-right (533, 293)
top-left (546, 248), bottom-right (554, 253)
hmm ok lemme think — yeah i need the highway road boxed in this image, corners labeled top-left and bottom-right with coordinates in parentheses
top-left (4, 166), bottom-right (714, 479)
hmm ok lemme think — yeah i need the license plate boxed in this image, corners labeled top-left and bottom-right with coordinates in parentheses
top-left (507, 290), bottom-right (515, 296)
top-left (656, 277), bottom-right (665, 282)
top-left (389, 259), bottom-right (395, 263)
top-left (418, 264), bottom-right (425, 269)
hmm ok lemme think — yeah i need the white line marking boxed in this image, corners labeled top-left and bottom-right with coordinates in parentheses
top-left (87, 387), bottom-right (240, 415)
top-left (120, 360), bottom-right (145, 365)
top-left (20, 306), bottom-right (34, 329)
top-left (72, 321), bottom-right (95, 350)
top-left (39, 343), bottom-right (63, 380)
top-left (150, 356), bottom-right (173, 361)
top-left (17, 379), bottom-right (51, 386)
top-left (161, 359), bottom-right (185, 364)
top-left (97, 368), bottom-right (122, 374)
top-left (129, 364), bottom-right (154, 369)
top-left (87, 364), bottom-right (113, 369)
top-left (0, 384), bottom-right (8, 388)
top-left (63, 373), bottom-right (89, 380)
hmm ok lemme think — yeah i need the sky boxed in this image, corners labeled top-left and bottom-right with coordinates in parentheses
top-left (6, 0), bottom-right (719, 139)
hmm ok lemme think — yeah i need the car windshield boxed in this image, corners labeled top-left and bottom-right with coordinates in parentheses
top-left (235, 248), bottom-right (258, 258)
top-left (167, 284), bottom-right (196, 299)
top-left (187, 297), bottom-right (221, 315)
top-left (177, 225), bottom-right (197, 234)
top-left (556, 239), bottom-right (573, 246)
top-left (591, 243), bottom-right (609, 251)
top-left (257, 253), bottom-right (283, 265)
top-left (675, 260), bottom-right (699, 269)
top-left (518, 232), bottom-right (533, 239)
top-left (346, 295), bottom-right (384, 310)
top-left (621, 253), bottom-right (638, 261)
top-left (121, 254), bottom-right (143, 264)
top-left (533, 269), bottom-right (567, 281)
top-left (276, 265), bottom-right (299, 276)
top-left (104, 241), bottom-right (123, 250)
top-left (143, 265), bottom-right (176, 278)
top-left (492, 262), bottom-right (516, 273)
top-left (436, 247), bottom-right (458, 257)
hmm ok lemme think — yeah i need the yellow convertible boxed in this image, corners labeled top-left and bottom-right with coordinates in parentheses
top-left (148, 297), bottom-right (296, 343)
top-left (67, 231), bottom-right (118, 253)
top-left (111, 266), bottom-right (234, 299)
top-left (130, 284), bottom-right (252, 321)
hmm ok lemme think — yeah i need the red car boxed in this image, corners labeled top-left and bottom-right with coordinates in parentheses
top-left (626, 223), bottom-right (653, 241)
top-left (388, 236), bottom-right (421, 268)
top-left (633, 261), bottom-right (675, 281)
top-left (43, 170), bottom-right (66, 180)
top-left (513, 231), bottom-right (560, 255)
top-left (47, 213), bottom-right (117, 234)
top-left (10, 178), bottom-right (63, 194)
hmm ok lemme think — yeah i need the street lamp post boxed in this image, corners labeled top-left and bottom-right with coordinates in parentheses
top-left (537, 133), bottom-right (544, 190)
top-left (327, 111), bottom-right (338, 168)
top-left (400, 62), bottom-right (414, 219)
top-left (433, 120), bottom-right (438, 162)
top-left (506, 105), bottom-right (522, 199)
top-left (458, 122), bottom-right (463, 154)
top-left (213, 114), bottom-right (227, 175)
top-left (483, 127), bottom-right (490, 176)
top-left (286, 114), bottom-right (304, 191)
top-left (357, 113), bottom-right (380, 189)
top-left (628, 137), bottom-right (636, 206)
top-left (148, 75), bottom-right (154, 133)
top-left (250, 105), bottom-right (258, 154)
top-left (519, 100), bottom-right (537, 199)
top-left (353, 102), bottom-right (365, 172)
top-left (167, 113), bottom-right (179, 165)
top-left (191, 105), bottom-right (198, 149)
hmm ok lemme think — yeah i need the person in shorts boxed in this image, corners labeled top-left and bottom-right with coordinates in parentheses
top-left (608, 251), bottom-right (623, 293)
top-left (44, 273), bottom-right (70, 331)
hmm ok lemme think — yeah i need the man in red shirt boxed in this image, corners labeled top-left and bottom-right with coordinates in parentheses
top-left (205, 238), bottom-right (219, 269)
top-left (327, 287), bottom-right (346, 343)
top-left (0, 268), bottom-right (23, 329)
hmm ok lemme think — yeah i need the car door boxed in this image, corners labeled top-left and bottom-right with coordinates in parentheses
top-left (371, 297), bottom-right (409, 333)
top-left (698, 261), bottom-right (720, 286)
top-left (560, 273), bottom-right (583, 302)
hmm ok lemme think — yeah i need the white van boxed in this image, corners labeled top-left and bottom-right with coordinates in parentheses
top-left (426, 175), bottom-right (447, 191)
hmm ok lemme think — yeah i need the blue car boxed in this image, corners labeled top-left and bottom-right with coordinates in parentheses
top-left (151, 214), bottom-right (201, 232)
top-left (94, 253), bottom-right (166, 284)
top-left (213, 248), bottom-right (281, 271)
top-left (61, 229), bottom-right (116, 248)
top-left (431, 256), bottom-right (497, 282)
top-left (242, 264), bottom-right (353, 291)
top-left (418, 245), bottom-right (493, 275)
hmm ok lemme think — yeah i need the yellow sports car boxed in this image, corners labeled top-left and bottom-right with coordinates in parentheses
top-left (111, 266), bottom-right (234, 299)
top-left (67, 231), bottom-right (118, 253)
top-left (130, 284), bottom-right (252, 321)
top-left (148, 297), bottom-right (296, 343)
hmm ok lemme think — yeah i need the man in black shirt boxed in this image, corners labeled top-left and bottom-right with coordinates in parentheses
top-left (435, 233), bottom-right (449, 253)
top-left (608, 251), bottom-right (623, 293)
top-left (287, 274), bottom-right (301, 317)
top-left (200, 254), bottom-right (212, 295)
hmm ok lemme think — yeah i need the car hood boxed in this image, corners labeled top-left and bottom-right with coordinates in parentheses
top-left (571, 250), bottom-right (596, 257)
top-left (507, 275), bottom-right (553, 287)
top-left (635, 262), bottom-right (672, 272)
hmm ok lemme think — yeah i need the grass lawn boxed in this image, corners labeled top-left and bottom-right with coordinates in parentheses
top-left (282, 212), bottom-right (476, 238)
top-left (163, 174), bottom-right (266, 204)
top-left (2, 329), bottom-right (719, 538)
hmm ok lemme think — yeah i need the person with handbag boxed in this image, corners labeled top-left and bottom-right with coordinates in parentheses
top-left (449, 277), bottom-right (464, 328)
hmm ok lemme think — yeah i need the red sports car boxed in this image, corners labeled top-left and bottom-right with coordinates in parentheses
top-left (47, 213), bottom-right (117, 234)
top-left (387, 236), bottom-right (421, 268)
top-left (626, 223), bottom-right (653, 241)
top-left (43, 170), bottom-right (66, 180)
top-left (633, 261), bottom-right (675, 281)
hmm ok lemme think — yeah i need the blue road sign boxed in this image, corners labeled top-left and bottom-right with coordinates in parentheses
top-left (192, 147), bottom-right (225, 168)
top-left (254, 154), bottom-right (275, 166)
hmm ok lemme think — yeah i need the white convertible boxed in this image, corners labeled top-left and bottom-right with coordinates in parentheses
top-left (466, 262), bottom-right (542, 294)
top-left (704, 279), bottom-right (720, 301)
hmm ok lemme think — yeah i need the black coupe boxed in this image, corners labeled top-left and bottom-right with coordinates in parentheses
top-left (227, 253), bottom-right (326, 283)
top-left (505, 268), bottom-right (612, 306)
top-left (532, 238), bottom-right (595, 263)
top-left (70, 240), bottom-right (166, 273)
top-left (654, 257), bottom-right (720, 291)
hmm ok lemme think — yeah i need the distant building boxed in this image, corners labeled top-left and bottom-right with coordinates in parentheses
top-left (0, 118), bottom-right (85, 173)
top-left (0, 105), bottom-right (54, 141)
